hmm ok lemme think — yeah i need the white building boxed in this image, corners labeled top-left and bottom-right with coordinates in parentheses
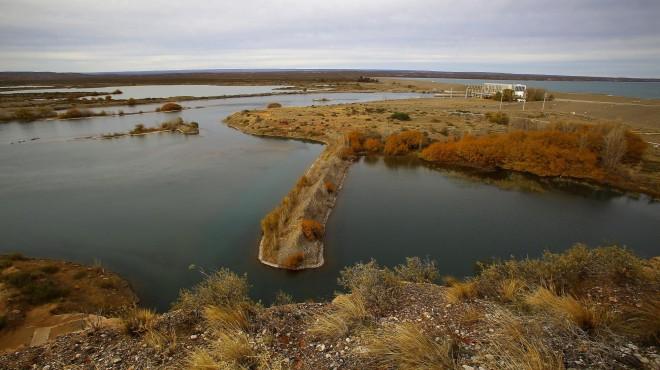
top-left (482, 83), bottom-right (527, 100)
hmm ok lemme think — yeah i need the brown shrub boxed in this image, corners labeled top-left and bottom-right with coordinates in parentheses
top-left (623, 130), bottom-right (647, 164)
top-left (58, 108), bottom-right (95, 119)
top-left (267, 102), bottom-right (282, 108)
top-left (383, 130), bottom-right (425, 156)
top-left (339, 147), bottom-right (357, 161)
top-left (282, 251), bottom-right (304, 269)
top-left (420, 129), bottom-right (606, 179)
top-left (158, 102), bottom-right (182, 112)
top-left (346, 130), bottom-right (366, 152)
top-left (485, 111), bottom-right (510, 125)
top-left (324, 181), bottom-right (337, 194)
top-left (364, 137), bottom-right (382, 153)
top-left (301, 219), bottom-right (324, 240)
top-left (296, 175), bottom-right (311, 190)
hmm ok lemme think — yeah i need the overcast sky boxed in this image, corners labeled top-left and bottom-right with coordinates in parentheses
top-left (1, 0), bottom-right (659, 77)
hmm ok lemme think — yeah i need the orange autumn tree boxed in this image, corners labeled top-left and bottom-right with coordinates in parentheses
top-left (420, 126), bottom-right (646, 180)
top-left (346, 130), bottom-right (366, 152)
top-left (301, 219), bottom-right (324, 241)
top-left (383, 130), bottom-right (425, 156)
top-left (364, 137), bottom-right (382, 153)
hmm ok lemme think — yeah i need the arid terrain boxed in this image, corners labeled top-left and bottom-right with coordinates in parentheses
top-left (1, 75), bottom-right (658, 369)
top-left (1, 246), bottom-right (658, 370)
top-left (0, 254), bottom-right (136, 354)
top-left (226, 91), bottom-right (660, 270)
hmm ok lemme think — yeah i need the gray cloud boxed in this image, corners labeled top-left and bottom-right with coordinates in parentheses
top-left (1, 0), bottom-right (659, 77)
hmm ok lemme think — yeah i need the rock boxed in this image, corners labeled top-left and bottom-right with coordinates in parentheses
top-left (112, 357), bottom-right (122, 364)
top-left (190, 335), bottom-right (198, 340)
top-left (316, 344), bottom-right (326, 352)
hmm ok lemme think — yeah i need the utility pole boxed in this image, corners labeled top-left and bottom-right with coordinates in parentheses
top-left (522, 98), bottom-right (526, 111)
top-left (542, 93), bottom-right (547, 112)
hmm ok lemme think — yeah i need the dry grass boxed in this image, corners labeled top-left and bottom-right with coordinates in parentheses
top-left (204, 305), bottom-right (249, 332)
top-left (525, 287), bottom-right (610, 331)
top-left (338, 260), bottom-right (402, 314)
top-left (213, 330), bottom-right (256, 367)
top-left (175, 268), bottom-right (251, 311)
top-left (187, 330), bottom-right (256, 369)
top-left (458, 305), bottom-right (483, 326)
top-left (186, 349), bottom-right (221, 369)
top-left (485, 309), bottom-right (565, 370)
top-left (121, 307), bottom-right (158, 336)
top-left (308, 294), bottom-right (369, 339)
top-left (498, 278), bottom-right (526, 302)
top-left (445, 280), bottom-right (477, 303)
top-left (362, 322), bottom-right (456, 370)
top-left (144, 327), bottom-right (177, 353)
top-left (610, 295), bottom-right (660, 344)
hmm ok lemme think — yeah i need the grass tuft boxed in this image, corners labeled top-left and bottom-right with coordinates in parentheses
top-left (122, 307), bottom-right (158, 336)
top-left (445, 280), bottom-right (477, 303)
top-left (524, 287), bottom-right (610, 331)
top-left (362, 323), bottom-right (456, 370)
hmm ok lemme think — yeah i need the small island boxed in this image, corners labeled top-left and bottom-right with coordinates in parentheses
top-left (101, 117), bottom-right (199, 139)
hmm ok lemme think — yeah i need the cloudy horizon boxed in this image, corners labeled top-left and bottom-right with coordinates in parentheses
top-left (1, 0), bottom-right (659, 78)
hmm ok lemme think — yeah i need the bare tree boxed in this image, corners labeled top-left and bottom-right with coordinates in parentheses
top-left (602, 125), bottom-right (627, 171)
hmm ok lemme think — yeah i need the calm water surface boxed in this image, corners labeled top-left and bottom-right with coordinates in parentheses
top-left (324, 157), bottom-right (660, 281)
top-left (1, 92), bottom-right (658, 310)
top-left (0, 92), bottom-right (423, 310)
top-left (0, 85), bottom-right (291, 99)
top-left (406, 77), bottom-right (660, 99)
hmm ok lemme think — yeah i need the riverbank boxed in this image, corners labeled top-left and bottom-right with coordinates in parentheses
top-left (226, 96), bottom-right (660, 270)
top-left (0, 254), bottom-right (137, 353)
top-left (1, 245), bottom-right (658, 369)
top-left (0, 77), bottom-right (442, 124)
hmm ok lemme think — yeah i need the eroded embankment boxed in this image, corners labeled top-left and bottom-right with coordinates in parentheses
top-left (226, 111), bottom-right (349, 270)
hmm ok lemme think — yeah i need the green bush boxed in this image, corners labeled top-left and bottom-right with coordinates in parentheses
top-left (390, 112), bottom-right (411, 121)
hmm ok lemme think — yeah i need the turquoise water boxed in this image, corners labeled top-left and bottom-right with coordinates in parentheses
top-left (406, 78), bottom-right (660, 99)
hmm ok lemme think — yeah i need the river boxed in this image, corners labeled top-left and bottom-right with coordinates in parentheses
top-left (1, 91), bottom-right (658, 310)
